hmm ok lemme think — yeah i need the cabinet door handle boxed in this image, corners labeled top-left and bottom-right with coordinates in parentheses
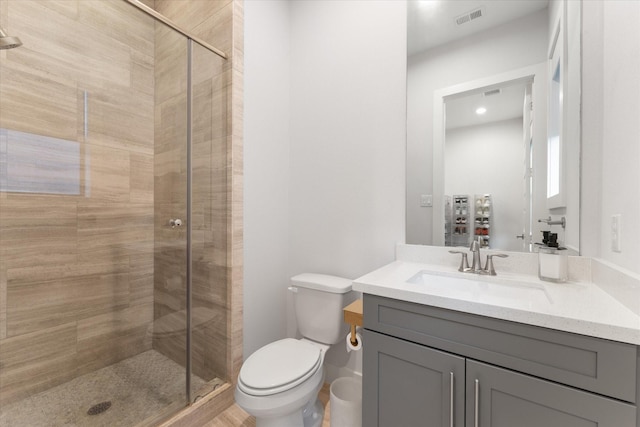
top-left (474, 379), bottom-right (479, 427)
top-left (449, 372), bottom-right (454, 427)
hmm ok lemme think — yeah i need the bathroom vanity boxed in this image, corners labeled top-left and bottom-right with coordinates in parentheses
top-left (353, 247), bottom-right (640, 427)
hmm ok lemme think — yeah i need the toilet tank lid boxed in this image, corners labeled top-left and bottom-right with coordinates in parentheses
top-left (291, 273), bottom-right (352, 294)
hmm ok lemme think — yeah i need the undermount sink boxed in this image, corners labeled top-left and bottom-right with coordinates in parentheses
top-left (406, 270), bottom-right (552, 306)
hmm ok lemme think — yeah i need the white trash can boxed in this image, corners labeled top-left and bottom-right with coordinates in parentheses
top-left (330, 377), bottom-right (362, 427)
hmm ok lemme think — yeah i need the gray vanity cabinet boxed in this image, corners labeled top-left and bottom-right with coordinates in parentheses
top-left (362, 294), bottom-right (639, 427)
top-left (364, 329), bottom-right (465, 427)
top-left (467, 360), bottom-right (636, 427)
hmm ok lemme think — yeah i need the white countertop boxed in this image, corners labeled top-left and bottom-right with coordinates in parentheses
top-left (353, 260), bottom-right (640, 345)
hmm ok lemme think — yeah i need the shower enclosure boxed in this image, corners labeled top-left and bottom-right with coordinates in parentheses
top-left (0, 0), bottom-right (231, 425)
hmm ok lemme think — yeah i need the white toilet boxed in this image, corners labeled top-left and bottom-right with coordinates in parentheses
top-left (235, 273), bottom-right (355, 427)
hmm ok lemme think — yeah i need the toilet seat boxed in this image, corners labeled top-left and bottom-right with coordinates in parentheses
top-left (238, 338), bottom-right (322, 396)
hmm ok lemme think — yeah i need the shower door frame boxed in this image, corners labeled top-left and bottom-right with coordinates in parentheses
top-left (123, 0), bottom-right (229, 406)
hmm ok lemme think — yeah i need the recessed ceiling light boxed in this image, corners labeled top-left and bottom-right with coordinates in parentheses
top-left (476, 107), bottom-right (487, 115)
top-left (417, 0), bottom-right (439, 12)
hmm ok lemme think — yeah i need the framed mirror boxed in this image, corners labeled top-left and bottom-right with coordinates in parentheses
top-left (406, 0), bottom-right (580, 253)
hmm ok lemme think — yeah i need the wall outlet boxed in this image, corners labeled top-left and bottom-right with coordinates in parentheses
top-left (611, 214), bottom-right (622, 253)
top-left (420, 194), bottom-right (433, 207)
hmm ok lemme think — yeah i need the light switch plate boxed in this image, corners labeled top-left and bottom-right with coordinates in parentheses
top-left (611, 214), bottom-right (621, 253)
top-left (420, 194), bottom-right (433, 207)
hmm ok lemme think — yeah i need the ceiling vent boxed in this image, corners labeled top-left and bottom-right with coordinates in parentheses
top-left (455, 8), bottom-right (484, 26)
top-left (483, 88), bottom-right (501, 97)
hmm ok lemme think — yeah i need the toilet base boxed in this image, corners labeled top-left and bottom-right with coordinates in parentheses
top-left (302, 398), bottom-right (324, 427)
top-left (255, 398), bottom-right (323, 427)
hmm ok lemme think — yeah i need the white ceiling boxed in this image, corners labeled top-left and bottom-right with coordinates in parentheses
top-left (445, 81), bottom-right (529, 130)
top-left (407, 0), bottom-right (549, 57)
top-left (407, 1), bottom-right (548, 129)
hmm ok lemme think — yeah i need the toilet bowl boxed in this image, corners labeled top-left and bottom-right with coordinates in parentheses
top-left (235, 273), bottom-right (355, 427)
top-left (235, 338), bottom-right (329, 427)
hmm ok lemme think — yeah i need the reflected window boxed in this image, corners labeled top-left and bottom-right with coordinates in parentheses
top-left (0, 128), bottom-right (80, 195)
top-left (547, 62), bottom-right (561, 198)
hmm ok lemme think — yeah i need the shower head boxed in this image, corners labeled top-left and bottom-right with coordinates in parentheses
top-left (0, 28), bottom-right (22, 50)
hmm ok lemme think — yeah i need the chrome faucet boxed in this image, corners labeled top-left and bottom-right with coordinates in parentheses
top-left (483, 253), bottom-right (509, 276)
top-left (469, 239), bottom-right (482, 272)
top-left (448, 250), bottom-right (470, 272)
top-left (449, 237), bottom-right (508, 276)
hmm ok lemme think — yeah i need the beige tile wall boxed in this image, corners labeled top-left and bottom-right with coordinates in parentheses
top-left (0, 0), bottom-right (156, 406)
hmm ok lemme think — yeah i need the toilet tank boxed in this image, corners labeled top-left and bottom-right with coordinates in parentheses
top-left (290, 273), bottom-right (357, 345)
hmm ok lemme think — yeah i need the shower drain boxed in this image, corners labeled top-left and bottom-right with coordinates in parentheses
top-left (87, 401), bottom-right (112, 416)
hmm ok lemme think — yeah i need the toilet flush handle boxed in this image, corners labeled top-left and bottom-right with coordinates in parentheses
top-left (287, 286), bottom-right (298, 293)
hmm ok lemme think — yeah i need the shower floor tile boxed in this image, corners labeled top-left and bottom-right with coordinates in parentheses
top-left (0, 350), bottom-right (223, 427)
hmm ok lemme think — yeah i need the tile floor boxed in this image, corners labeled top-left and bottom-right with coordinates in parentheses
top-left (0, 350), bottom-right (224, 427)
top-left (205, 383), bottom-right (332, 427)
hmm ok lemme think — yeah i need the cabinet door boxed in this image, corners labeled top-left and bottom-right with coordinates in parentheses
top-left (466, 360), bottom-right (637, 427)
top-left (363, 329), bottom-right (465, 427)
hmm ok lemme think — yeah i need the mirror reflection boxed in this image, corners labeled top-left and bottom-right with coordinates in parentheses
top-left (444, 80), bottom-right (532, 252)
top-left (406, 0), bottom-right (580, 253)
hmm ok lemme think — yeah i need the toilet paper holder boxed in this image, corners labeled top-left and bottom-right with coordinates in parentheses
top-left (343, 299), bottom-right (363, 346)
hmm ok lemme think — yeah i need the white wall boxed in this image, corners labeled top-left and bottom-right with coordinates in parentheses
top-left (579, 1), bottom-right (603, 260)
top-left (288, 1), bottom-right (407, 281)
top-left (243, 0), bottom-right (292, 359)
top-left (563, 0), bottom-right (581, 252)
top-left (445, 119), bottom-right (524, 251)
top-left (244, 0), bottom-right (407, 376)
top-left (407, 9), bottom-right (548, 245)
top-left (582, 0), bottom-right (640, 274)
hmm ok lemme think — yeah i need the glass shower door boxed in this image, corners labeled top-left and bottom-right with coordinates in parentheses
top-left (188, 40), bottom-right (229, 401)
top-left (150, 13), bottom-right (192, 421)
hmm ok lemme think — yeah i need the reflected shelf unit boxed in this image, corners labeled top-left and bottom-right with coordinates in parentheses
top-left (450, 195), bottom-right (470, 247)
top-left (474, 194), bottom-right (492, 248)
